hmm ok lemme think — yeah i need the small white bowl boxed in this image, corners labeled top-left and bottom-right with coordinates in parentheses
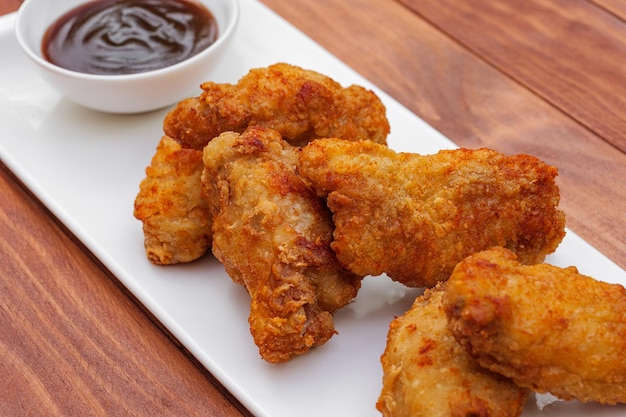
top-left (15, 0), bottom-right (239, 113)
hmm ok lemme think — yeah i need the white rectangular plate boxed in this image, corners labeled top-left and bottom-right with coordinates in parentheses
top-left (1, 2), bottom-right (625, 416)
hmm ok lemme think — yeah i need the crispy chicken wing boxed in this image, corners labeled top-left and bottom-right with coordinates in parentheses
top-left (443, 247), bottom-right (626, 405)
top-left (136, 63), bottom-right (389, 265)
top-left (134, 136), bottom-right (211, 265)
top-left (164, 63), bottom-right (390, 150)
top-left (378, 285), bottom-right (528, 417)
top-left (202, 126), bottom-right (361, 363)
top-left (298, 139), bottom-right (566, 287)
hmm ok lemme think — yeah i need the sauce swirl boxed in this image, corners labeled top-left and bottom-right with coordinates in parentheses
top-left (42, 0), bottom-right (218, 75)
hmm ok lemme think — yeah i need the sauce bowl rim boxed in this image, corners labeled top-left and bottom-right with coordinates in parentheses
top-left (15, 0), bottom-right (240, 81)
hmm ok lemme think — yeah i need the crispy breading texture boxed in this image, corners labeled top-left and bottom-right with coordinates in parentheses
top-left (443, 247), bottom-right (626, 405)
top-left (136, 63), bottom-right (389, 265)
top-left (378, 285), bottom-right (528, 417)
top-left (164, 63), bottom-right (390, 150)
top-left (202, 126), bottom-right (361, 363)
top-left (298, 139), bottom-right (566, 287)
top-left (133, 136), bottom-right (211, 265)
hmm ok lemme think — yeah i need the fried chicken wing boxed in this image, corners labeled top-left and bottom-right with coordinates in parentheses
top-left (298, 139), bottom-right (566, 287)
top-left (164, 63), bottom-right (390, 150)
top-left (443, 247), bottom-right (626, 405)
top-left (136, 63), bottom-right (389, 265)
top-left (134, 136), bottom-right (211, 265)
top-left (202, 126), bottom-right (361, 363)
top-left (378, 285), bottom-right (528, 417)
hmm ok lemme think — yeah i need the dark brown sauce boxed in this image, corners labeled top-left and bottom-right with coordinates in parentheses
top-left (42, 0), bottom-right (218, 75)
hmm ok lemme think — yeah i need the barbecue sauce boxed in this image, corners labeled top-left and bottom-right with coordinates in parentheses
top-left (42, 0), bottom-right (218, 75)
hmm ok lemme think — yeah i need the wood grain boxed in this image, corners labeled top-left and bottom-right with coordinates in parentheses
top-left (398, 0), bottom-right (626, 154)
top-left (592, 0), bottom-right (626, 20)
top-left (0, 0), bottom-right (19, 15)
top-left (261, 0), bottom-right (626, 271)
top-left (0, 164), bottom-right (250, 416)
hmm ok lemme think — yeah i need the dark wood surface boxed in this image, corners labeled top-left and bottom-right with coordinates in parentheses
top-left (1, 0), bottom-right (624, 415)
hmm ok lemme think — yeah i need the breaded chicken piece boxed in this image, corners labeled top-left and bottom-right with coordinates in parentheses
top-left (164, 63), bottom-right (390, 150)
top-left (134, 136), bottom-right (211, 265)
top-left (298, 139), bottom-right (566, 287)
top-left (138, 64), bottom-right (388, 265)
top-left (443, 247), bottom-right (626, 405)
top-left (202, 126), bottom-right (362, 363)
top-left (378, 285), bottom-right (528, 417)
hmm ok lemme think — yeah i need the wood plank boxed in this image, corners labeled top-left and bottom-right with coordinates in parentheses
top-left (398, 0), bottom-right (626, 154)
top-left (261, 0), bottom-right (626, 270)
top-left (592, 0), bottom-right (626, 20)
top-left (0, 164), bottom-right (249, 417)
top-left (0, 0), bottom-right (20, 15)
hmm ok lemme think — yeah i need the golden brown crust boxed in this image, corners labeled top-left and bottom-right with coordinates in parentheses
top-left (136, 63), bottom-right (389, 266)
top-left (298, 139), bottom-right (566, 287)
top-left (133, 136), bottom-right (211, 265)
top-left (443, 247), bottom-right (626, 404)
top-left (164, 63), bottom-right (390, 150)
top-left (377, 285), bottom-right (528, 417)
top-left (202, 126), bottom-right (361, 363)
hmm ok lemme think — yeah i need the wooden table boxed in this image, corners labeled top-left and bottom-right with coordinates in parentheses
top-left (1, 0), bottom-right (624, 415)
